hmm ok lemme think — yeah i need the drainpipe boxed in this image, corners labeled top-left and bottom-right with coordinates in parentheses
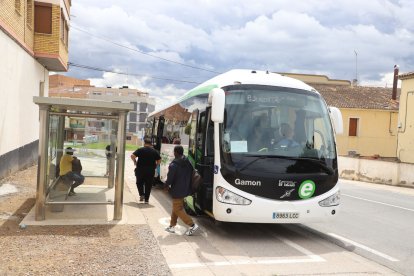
top-left (392, 65), bottom-right (399, 100)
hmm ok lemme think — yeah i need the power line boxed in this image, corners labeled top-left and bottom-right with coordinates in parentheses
top-left (71, 25), bottom-right (221, 74)
top-left (68, 62), bottom-right (202, 84)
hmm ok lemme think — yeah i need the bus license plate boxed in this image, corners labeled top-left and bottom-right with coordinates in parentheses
top-left (272, 212), bottom-right (299, 219)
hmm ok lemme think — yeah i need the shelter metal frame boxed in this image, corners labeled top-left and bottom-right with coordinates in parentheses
top-left (33, 97), bottom-right (134, 221)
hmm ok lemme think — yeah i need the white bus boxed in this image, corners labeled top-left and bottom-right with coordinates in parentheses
top-left (146, 69), bottom-right (343, 223)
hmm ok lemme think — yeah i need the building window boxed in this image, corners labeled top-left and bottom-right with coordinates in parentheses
top-left (129, 124), bottom-right (137, 133)
top-left (15, 0), bottom-right (21, 13)
top-left (60, 12), bottom-right (65, 40)
top-left (139, 102), bottom-right (147, 112)
top-left (349, 118), bottom-right (359, 136)
top-left (34, 4), bottom-right (52, 34)
top-left (26, 0), bottom-right (33, 27)
top-left (60, 9), bottom-right (69, 45)
top-left (139, 113), bottom-right (146, 122)
top-left (129, 112), bottom-right (137, 122)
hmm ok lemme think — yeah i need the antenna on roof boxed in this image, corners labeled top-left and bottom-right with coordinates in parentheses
top-left (354, 50), bottom-right (358, 86)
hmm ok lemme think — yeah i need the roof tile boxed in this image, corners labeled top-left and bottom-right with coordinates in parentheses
top-left (311, 84), bottom-right (400, 110)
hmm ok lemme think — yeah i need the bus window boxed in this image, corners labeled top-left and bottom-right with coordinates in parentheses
top-left (206, 112), bottom-right (214, 157)
top-left (197, 111), bottom-right (207, 158)
top-left (144, 118), bottom-right (153, 138)
top-left (188, 110), bottom-right (199, 159)
top-left (155, 116), bottom-right (165, 150)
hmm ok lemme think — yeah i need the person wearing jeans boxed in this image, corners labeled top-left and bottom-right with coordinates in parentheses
top-left (164, 145), bottom-right (199, 236)
top-left (59, 147), bottom-right (85, 196)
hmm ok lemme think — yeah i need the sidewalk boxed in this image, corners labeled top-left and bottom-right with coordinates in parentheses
top-left (0, 159), bottom-right (171, 275)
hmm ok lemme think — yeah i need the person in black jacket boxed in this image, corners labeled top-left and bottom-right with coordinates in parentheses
top-left (131, 138), bottom-right (161, 203)
top-left (164, 145), bottom-right (200, 236)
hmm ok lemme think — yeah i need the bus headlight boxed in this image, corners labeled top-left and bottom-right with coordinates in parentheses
top-left (215, 186), bottom-right (251, 205)
top-left (318, 191), bottom-right (340, 207)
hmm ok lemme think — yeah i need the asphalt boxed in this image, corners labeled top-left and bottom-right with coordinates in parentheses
top-left (20, 153), bottom-right (402, 275)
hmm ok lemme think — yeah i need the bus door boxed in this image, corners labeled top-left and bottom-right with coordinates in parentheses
top-left (154, 116), bottom-right (165, 151)
top-left (195, 108), bottom-right (214, 213)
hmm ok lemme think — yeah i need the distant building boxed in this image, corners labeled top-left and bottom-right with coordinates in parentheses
top-left (280, 72), bottom-right (400, 158)
top-left (49, 75), bottom-right (156, 144)
top-left (50, 74), bottom-right (91, 88)
top-left (279, 72), bottom-right (352, 86)
top-left (0, 0), bottom-right (71, 179)
top-left (397, 71), bottom-right (414, 163)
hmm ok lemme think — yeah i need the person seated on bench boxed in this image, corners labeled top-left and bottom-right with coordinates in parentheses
top-left (59, 147), bottom-right (85, 196)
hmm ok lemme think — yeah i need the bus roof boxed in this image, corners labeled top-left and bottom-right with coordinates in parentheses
top-left (150, 69), bottom-right (317, 116)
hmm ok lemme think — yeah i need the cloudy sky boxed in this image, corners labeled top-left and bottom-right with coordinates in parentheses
top-left (67, 0), bottom-right (414, 108)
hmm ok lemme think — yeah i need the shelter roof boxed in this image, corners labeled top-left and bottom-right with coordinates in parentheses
top-left (33, 97), bottom-right (134, 114)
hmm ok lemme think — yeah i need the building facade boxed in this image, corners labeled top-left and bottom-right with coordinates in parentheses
top-left (87, 86), bottom-right (156, 136)
top-left (0, 0), bottom-right (71, 178)
top-left (397, 72), bottom-right (414, 163)
top-left (49, 75), bottom-right (156, 144)
top-left (282, 73), bottom-right (399, 158)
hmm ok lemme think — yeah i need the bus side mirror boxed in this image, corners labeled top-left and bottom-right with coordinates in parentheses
top-left (328, 106), bottom-right (343, 134)
top-left (209, 88), bottom-right (225, 123)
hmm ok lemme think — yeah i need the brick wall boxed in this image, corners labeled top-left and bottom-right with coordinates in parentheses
top-left (1, 0), bottom-right (69, 70)
top-left (50, 74), bottom-right (91, 88)
top-left (0, 0), bottom-right (34, 50)
top-left (34, 5), bottom-right (60, 54)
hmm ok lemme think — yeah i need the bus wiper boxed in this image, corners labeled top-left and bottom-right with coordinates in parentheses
top-left (286, 156), bottom-right (334, 175)
top-left (237, 156), bottom-right (267, 172)
top-left (237, 155), bottom-right (334, 175)
top-left (237, 154), bottom-right (289, 172)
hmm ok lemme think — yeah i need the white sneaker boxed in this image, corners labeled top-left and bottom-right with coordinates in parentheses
top-left (165, 226), bottom-right (175, 233)
top-left (185, 223), bottom-right (199, 236)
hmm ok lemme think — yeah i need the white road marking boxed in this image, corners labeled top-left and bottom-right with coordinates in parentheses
top-left (343, 194), bottom-right (414, 212)
top-left (328, 233), bottom-right (399, 262)
top-left (169, 235), bottom-right (325, 269)
top-left (278, 236), bottom-right (325, 262)
top-left (170, 257), bottom-right (325, 269)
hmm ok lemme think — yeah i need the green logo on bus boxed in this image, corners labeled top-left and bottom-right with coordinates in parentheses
top-left (298, 180), bottom-right (316, 199)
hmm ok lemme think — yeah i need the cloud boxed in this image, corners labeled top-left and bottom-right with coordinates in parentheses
top-left (67, 0), bottom-right (414, 110)
top-left (88, 71), bottom-right (187, 109)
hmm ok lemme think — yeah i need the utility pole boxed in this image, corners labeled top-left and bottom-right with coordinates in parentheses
top-left (354, 50), bottom-right (358, 85)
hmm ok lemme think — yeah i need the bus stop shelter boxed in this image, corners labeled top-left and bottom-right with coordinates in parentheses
top-left (33, 97), bottom-right (133, 221)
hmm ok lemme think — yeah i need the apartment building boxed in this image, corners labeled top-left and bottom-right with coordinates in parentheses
top-left (0, 0), bottom-right (71, 178)
top-left (87, 86), bottom-right (156, 135)
top-left (49, 75), bottom-right (156, 144)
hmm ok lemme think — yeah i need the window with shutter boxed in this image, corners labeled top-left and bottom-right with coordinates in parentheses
top-left (349, 118), bottom-right (358, 136)
top-left (34, 4), bottom-right (52, 34)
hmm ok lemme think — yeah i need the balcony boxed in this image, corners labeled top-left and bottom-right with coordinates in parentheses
top-left (33, 1), bottom-right (70, 72)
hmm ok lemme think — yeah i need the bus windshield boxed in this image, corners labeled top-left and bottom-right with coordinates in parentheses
top-left (221, 85), bottom-right (336, 162)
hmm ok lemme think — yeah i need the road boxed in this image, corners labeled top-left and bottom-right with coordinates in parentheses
top-left (305, 179), bottom-right (414, 276)
top-left (124, 157), bottom-right (404, 275)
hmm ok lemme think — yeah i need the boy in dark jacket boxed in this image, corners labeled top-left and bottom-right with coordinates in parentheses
top-left (165, 145), bottom-right (200, 236)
